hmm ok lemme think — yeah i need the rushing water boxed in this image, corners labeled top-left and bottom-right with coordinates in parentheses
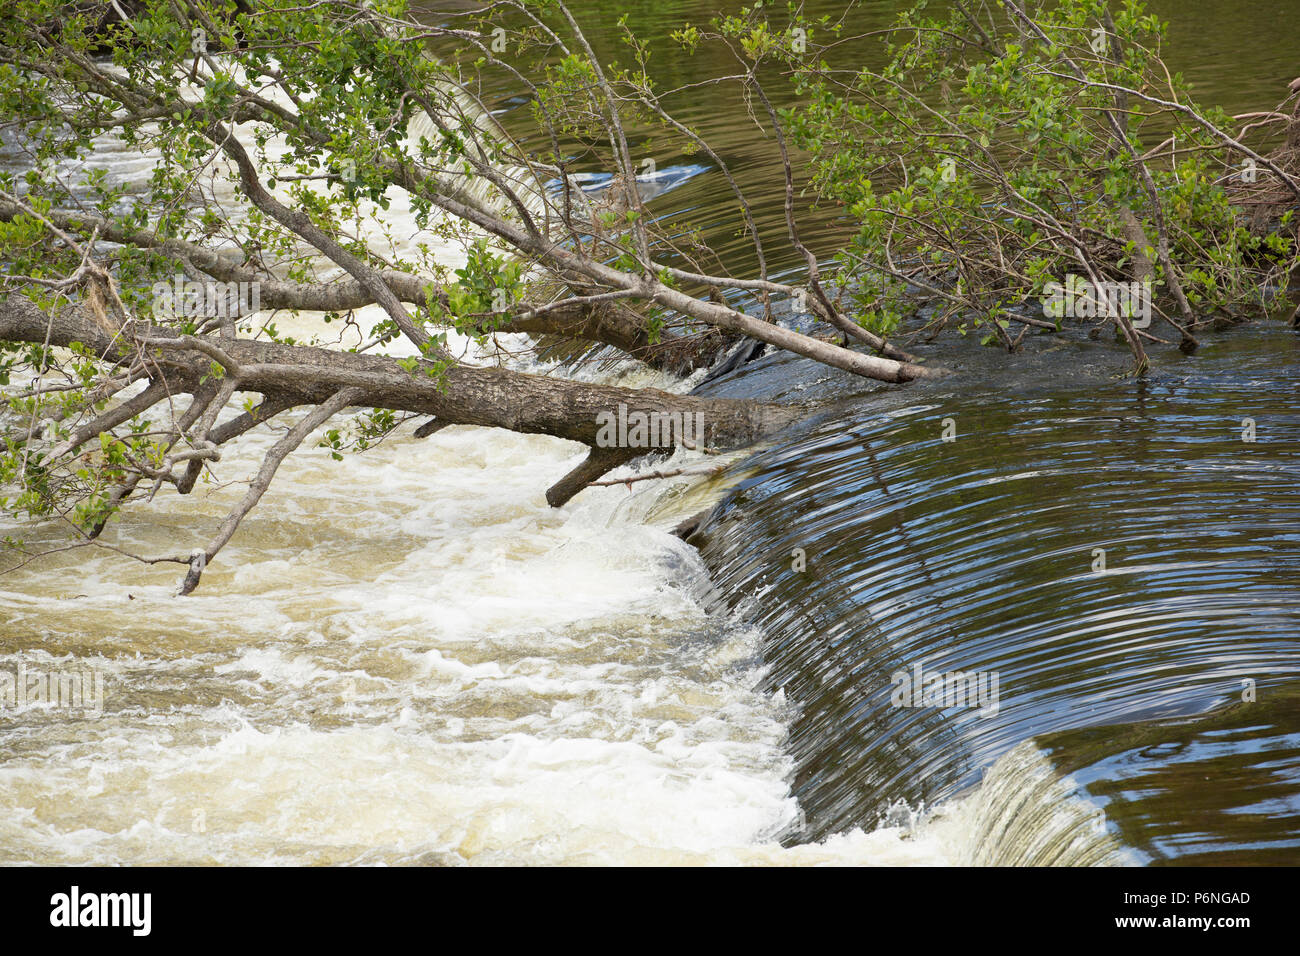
top-left (1, 1), bottom-right (1298, 865)
top-left (691, 322), bottom-right (1300, 859)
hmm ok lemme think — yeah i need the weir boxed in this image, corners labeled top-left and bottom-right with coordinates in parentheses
top-left (3, 0), bottom-right (1298, 868)
top-left (687, 324), bottom-right (1300, 861)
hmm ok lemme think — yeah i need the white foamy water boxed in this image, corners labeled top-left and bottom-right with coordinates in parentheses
top-left (0, 79), bottom-right (1030, 866)
top-left (0, 410), bottom-right (981, 864)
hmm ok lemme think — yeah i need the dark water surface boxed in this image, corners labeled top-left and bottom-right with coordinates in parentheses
top-left (447, 0), bottom-right (1300, 284)
top-left (692, 324), bottom-right (1300, 859)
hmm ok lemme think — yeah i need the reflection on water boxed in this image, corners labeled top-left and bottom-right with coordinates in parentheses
top-left (693, 325), bottom-right (1300, 857)
top-left (1037, 686), bottom-right (1300, 866)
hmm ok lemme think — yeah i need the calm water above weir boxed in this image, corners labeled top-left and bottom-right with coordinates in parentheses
top-left (0, 1), bottom-right (1297, 864)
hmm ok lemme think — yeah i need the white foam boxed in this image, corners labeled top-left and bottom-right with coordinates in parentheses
top-left (0, 406), bottom-right (976, 864)
top-left (0, 77), bottom-right (972, 866)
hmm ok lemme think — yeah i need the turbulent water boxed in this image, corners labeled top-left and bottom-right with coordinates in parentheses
top-left (3, 0), bottom-right (1299, 866)
top-left (0, 413), bottom-right (953, 865)
top-left (0, 291), bottom-right (998, 864)
top-left (0, 100), bottom-right (980, 867)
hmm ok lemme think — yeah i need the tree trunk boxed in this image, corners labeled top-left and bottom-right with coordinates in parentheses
top-left (0, 294), bottom-right (798, 502)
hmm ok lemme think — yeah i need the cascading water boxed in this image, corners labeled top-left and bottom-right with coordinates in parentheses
top-left (688, 325), bottom-right (1300, 862)
top-left (0, 88), bottom-right (973, 866)
top-left (4, 1), bottom-right (1299, 867)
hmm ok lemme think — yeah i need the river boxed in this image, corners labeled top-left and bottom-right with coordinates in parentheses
top-left (0, 0), bottom-right (1296, 865)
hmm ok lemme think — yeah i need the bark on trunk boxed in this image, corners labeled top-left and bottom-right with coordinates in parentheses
top-left (1, 294), bottom-right (798, 499)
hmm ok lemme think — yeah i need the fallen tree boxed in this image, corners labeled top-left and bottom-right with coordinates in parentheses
top-left (0, 0), bottom-right (943, 591)
top-left (3, 0), bottom-right (1295, 594)
top-left (0, 293), bottom-right (801, 590)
